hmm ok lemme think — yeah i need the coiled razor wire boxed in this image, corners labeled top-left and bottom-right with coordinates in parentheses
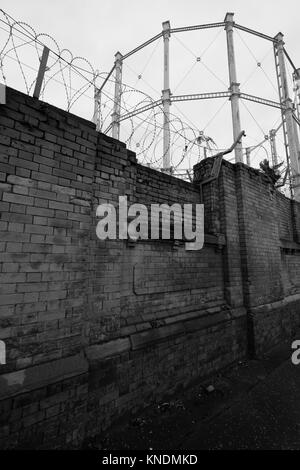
top-left (0, 8), bottom-right (291, 189)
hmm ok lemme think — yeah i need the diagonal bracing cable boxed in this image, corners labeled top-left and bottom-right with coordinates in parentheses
top-left (236, 30), bottom-right (278, 93)
top-left (240, 99), bottom-right (266, 136)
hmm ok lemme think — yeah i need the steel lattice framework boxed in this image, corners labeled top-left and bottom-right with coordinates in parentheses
top-left (95, 12), bottom-right (300, 200)
top-left (0, 8), bottom-right (299, 198)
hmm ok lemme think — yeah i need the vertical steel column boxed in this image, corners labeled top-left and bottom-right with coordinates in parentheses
top-left (224, 12), bottom-right (243, 163)
top-left (294, 68), bottom-right (300, 120)
top-left (269, 129), bottom-right (278, 166)
top-left (111, 51), bottom-right (123, 140)
top-left (162, 20), bottom-right (171, 171)
top-left (274, 33), bottom-right (300, 200)
top-left (294, 68), bottom-right (300, 170)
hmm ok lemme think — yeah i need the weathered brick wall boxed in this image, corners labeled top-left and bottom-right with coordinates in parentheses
top-left (277, 192), bottom-right (295, 240)
top-left (276, 193), bottom-right (300, 295)
top-left (234, 165), bottom-right (297, 354)
top-left (0, 87), bottom-right (299, 448)
top-left (0, 90), bottom-right (99, 374)
top-left (85, 119), bottom-right (243, 443)
top-left (194, 158), bottom-right (300, 355)
top-left (0, 88), bottom-right (99, 447)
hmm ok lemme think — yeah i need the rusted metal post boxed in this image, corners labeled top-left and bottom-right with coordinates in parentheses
top-left (162, 20), bottom-right (171, 171)
top-left (93, 70), bottom-right (101, 132)
top-left (93, 88), bottom-right (101, 132)
top-left (274, 33), bottom-right (300, 200)
top-left (33, 46), bottom-right (49, 99)
top-left (111, 51), bottom-right (123, 140)
top-left (269, 129), bottom-right (278, 166)
top-left (246, 147), bottom-right (251, 166)
top-left (224, 12), bottom-right (243, 163)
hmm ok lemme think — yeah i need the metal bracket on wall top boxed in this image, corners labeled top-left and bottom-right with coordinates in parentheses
top-left (199, 130), bottom-right (246, 202)
top-left (33, 46), bottom-right (50, 99)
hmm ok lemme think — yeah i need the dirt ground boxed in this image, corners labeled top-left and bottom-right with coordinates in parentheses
top-left (83, 336), bottom-right (299, 450)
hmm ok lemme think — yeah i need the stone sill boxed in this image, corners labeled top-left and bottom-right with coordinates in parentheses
top-left (0, 305), bottom-right (246, 401)
top-left (127, 233), bottom-right (226, 249)
top-left (86, 306), bottom-right (246, 361)
top-left (280, 238), bottom-right (300, 253)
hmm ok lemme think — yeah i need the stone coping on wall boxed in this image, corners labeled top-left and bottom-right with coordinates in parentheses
top-left (249, 292), bottom-right (300, 315)
top-left (86, 306), bottom-right (246, 361)
top-left (0, 353), bottom-right (88, 401)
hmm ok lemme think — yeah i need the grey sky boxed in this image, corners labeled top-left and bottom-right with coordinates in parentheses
top-left (0, 0), bottom-right (299, 174)
top-left (1, 0), bottom-right (299, 66)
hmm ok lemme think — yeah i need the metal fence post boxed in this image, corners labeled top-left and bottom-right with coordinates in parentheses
top-left (111, 51), bottom-right (123, 140)
top-left (33, 46), bottom-right (50, 99)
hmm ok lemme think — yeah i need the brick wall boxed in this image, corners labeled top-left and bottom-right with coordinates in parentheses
top-left (0, 87), bottom-right (299, 448)
top-left (194, 158), bottom-right (300, 356)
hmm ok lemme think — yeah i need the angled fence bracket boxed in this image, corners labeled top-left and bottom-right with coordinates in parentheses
top-left (33, 46), bottom-right (50, 99)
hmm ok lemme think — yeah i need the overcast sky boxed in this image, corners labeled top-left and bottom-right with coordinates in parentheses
top-left (0, 0), bottom-right (299, 173)
top-left (1, 0), bottom-right (299, 67)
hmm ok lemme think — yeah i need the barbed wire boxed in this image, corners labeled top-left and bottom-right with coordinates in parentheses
top-left (0, 8), bottom-right (298, 193)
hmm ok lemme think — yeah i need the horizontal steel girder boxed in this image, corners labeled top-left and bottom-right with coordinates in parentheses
top-left (109, 92), bottom-right (285, 129)
top-left (240, 93), bottom-right (284, 110)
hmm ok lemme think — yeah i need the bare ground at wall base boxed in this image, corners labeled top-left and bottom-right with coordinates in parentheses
top-left (83, 333), bottom-right (300, 450)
